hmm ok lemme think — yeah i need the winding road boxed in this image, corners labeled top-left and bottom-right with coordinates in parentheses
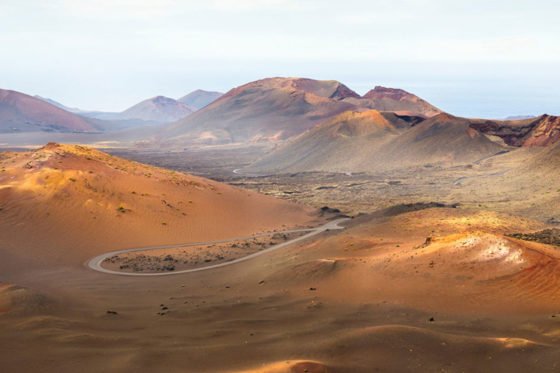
top-left (87, 218), bottom-right (349, 277)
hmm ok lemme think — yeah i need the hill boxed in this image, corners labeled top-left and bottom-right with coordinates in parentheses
top-left (0, 89), bottom-right (98, 133)
top-left (247, 112), bottom-right (506, 173)
top-left (162, 77), bottom-right (358, 145)
top-left (347, 86), bottom-right (441, 117)
top-left (82, 96), bottom-right (193, 125)
top-left (117, 96), bottom-right (193, 123)
top-left (470, 114), bottom-right (560, 147)
top-left (34, 96), bottom-right (84, 114)
top-left (0, 143), bottom-right (315, 266)
top-left (248, 110), bottom-right (419, 173)
top-left (178, 89), bottom-right (223, 111)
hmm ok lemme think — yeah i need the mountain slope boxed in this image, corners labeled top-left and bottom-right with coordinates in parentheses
top-left (163, 77), bottom-right (359, 145)
top-left (119, 96), bottom-right (193, 122)
top-left (178, 89), bottom-right (223, 111)
top-left (0, 143), bottom-right (315, 265)
top-left (470, 115), bottom-right (560, 147)
top-left (376, 113), bottom-right (506, 167)
top-left (246, 113), bottom-right (506, 173)
top-left (161, 78), bottom-right (443, 146)
top-left (34, 96), bottom-right (84, 114)
top-left (347, 86), bottom-right (442, 117)
top-left (0, 89), bottom-right (98, 133)
top-left (248, 110), bottom-right (420, 173)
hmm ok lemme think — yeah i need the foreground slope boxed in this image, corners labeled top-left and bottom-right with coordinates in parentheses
top-left (0, 143), bottom-right (314, 267)
top-left (0, 89), bottom-right (98, 133)
top-left (2, 206), bottom-right (560, 372)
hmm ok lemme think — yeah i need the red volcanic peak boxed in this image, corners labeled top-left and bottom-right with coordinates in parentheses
top-left (363, 86), bottom-right (413, 100)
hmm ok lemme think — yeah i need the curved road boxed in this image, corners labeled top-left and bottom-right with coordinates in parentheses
top-left (87, 218), bottom-right (349, 277)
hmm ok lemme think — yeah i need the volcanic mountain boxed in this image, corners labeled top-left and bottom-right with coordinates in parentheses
top-left (247, 112), bottom-right (506, 173)
top-left (82, 96), bottom-right (194, 125)
top-left (160, 77), bottom-right (440, 146)
top-left (246, 110), bottom-right (419, 173)
top-left (0, 143), bottom-right (315, 267)
top-left (34, 96), bottom-right (85, 114)
top-left (162, 78), bottom-right (359, 145)
top-left (0, 89), bottom-right (98, 133)
top-left (178, 89), bottom-right (223, 111)
top-left (117, 96), bottom-right (193, 123)
top-left (471, 114), bottom-right (560, 147)
top-left (347, 86), bottom-right (442, 117)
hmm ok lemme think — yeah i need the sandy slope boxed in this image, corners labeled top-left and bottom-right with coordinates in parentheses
top-left (0, 143), bottom-right (315, 269)
top-left (2, 205), bottom-right (560, 372)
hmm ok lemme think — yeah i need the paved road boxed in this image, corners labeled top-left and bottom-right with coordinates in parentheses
top-left (87, 218), bottom-right (349, 277)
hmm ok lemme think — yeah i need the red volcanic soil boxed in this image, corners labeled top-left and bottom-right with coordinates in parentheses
top-left (0, 89), bottom-right (97, 132)
top-left (521, 115), bottom-right (560, 146)
top-left (363, 86), bottom-right (415, 101)
top-left (358, 86), bottom-right (442, 117)
top-left (470, 114), bottom-right (560, 147)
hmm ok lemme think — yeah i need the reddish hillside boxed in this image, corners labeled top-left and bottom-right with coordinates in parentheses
top-left (162, 78), bottom-right (359, 144)
top-left (354, 86), bottom-right (442, 117)
top-left (470, 115), bottom-right (560, 147)
top-left (160, 78), bottom-right (441, 146)
top-left (0, 89), bottom-right (98, 133)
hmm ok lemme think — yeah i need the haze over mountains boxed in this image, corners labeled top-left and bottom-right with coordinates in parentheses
top-left (24, 89), bottom-right (225, 131)
top-left (85, 96), bottom-right (194, 123)
top-left (3, 77), bottom-right (559, 177)
top-left (178, 89), bottom-right (223, 110)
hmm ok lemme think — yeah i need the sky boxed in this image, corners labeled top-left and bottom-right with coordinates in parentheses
top-left (0, 0), bottom-right (559, 118)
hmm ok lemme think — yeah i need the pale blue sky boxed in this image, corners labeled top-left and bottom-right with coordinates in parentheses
top-left (1, 0), bottom-right (559, 118)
